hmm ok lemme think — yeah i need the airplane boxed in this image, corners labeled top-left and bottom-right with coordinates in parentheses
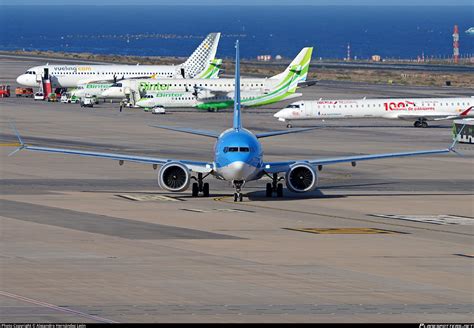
top-left (101, 47), bottom-right (312, 105)
top-left (274, 97), bottom-right (474, 128)
top-left (100, 58), bottom-right (223, 104)
top-left (16, 33), bottom-right (221, 88)
top-left (9, 41), bottom-right (461, 202)
top-left (69, 59), bottom-right (223, 102)
top-left (133, 48), bottom-right (313, 111)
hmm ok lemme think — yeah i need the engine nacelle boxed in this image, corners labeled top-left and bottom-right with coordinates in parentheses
top-left (158, 162), bottom-right (191, 192)
top-left (285, 163), bottom-right (318, 193)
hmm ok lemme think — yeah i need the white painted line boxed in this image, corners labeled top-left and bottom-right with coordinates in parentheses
top-left (117, 194), bottom-right (180, 202)
top-left (0, 290), bottom-right (118, 323)
top-left (371, 214), bottom-right (474, 225)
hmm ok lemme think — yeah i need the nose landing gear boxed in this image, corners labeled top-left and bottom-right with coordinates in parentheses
top-left (232, 180), bottom-right (245, 202)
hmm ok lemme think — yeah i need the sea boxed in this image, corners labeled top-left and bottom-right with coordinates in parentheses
top-left (0, 5), bottom-right (473, 60)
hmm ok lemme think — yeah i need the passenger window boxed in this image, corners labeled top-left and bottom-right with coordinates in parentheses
top-left (229, 147), bottom-right (238, 152)
top-left (239, 147), bottom-right (250, 152)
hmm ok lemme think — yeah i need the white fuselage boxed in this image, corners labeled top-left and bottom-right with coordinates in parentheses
top-left (16, 64), bottom-right (181, 88)
top-left (101, 77), bottom-right (280, 99)
top-left (275, 97), bottom-right (474, 122)
top-left (70, 82), bottom-right (114, 99)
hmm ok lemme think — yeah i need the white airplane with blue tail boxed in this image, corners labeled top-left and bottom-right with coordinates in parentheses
top-left (9, 41), bottom-right (462, 202)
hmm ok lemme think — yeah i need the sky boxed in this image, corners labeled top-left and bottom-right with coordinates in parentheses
top-left (2, 0), bottom-right (473, 5)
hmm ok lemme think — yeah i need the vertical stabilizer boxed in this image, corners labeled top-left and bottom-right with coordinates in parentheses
top-left (233, 41), bottom-right (242, 131)
top-left (271, 47), bottom-right (313, 90)
top-left (181, 33), bottom-right (221, 79)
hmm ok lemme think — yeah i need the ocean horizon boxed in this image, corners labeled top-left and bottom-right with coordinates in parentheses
top-left (1, 5), bottom-right (473, 60)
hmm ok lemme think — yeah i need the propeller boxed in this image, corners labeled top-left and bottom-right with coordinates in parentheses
top-left (192, 85), bottom-right (199, 97)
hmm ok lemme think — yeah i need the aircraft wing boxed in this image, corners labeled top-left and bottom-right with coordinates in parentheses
top-left (263, 147), bottom-right (452, 174)
top-left (297, 79), bottom-right (318, 87)
top-left (194, 87), bottom-right (229, 99)
top-left (11, 143), bottom-right (212, 174)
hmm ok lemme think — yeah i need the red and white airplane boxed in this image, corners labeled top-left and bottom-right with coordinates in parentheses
top-left (275, 97), bottom-right (474, 128)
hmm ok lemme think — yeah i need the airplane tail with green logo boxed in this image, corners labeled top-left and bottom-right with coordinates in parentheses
top-left (195, 59), bottom-right (222, 79)
top-left (270, 47), bottom-right (313, 91)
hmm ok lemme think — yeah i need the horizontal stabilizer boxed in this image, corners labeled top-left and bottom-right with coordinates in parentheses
top-left (149, 124), bottom-right (220, 138)
top-left (255, 127), bottom-right (318, 139)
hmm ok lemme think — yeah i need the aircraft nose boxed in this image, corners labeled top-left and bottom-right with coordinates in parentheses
top-left (274, 108), bottom-right (288, 118)
top-left (16, 74), bottom-right (27, 85)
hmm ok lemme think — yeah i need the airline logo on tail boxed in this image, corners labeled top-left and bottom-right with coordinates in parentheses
top-left (181, 33), bottom-right (221, 79)
top-left (272, 47), bottom-right (313, 92)
top-left (196, 59), bottom-right (222, 79)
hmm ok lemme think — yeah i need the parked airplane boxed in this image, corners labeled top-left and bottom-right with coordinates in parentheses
top-left (10, 41), bottom-right (460, 202)
top-left (16, 33), bottom-right (221, 88)
top-left (134, 47), bottom-right (313, 111)
top-left (69, 59), bottom-right (223, 102)
top-left (102, 48), bottom-right (312, 106)
top-left (274, 97), bottom-right (474, 128)
top-left (100, 58), bottom-right (223, 103)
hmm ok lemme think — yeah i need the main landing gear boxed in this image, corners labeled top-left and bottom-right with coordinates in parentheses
top-left (286, 123), bottom-right (293, 128)
top-left (191, 172), bottom-right (210, 197)
top-left (233, 180), bottom-right (244, 202)
top-left (414, 119), bottom-right (428, 128)
top-left (266, 173), bottom-right (284, 198)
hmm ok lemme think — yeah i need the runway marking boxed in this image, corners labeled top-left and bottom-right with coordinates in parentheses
top-left (182, 208), bottom-right (254, 213)
top-left (213, 197), bottom-right (474, 236)
top-left (370, 214), bottom-right (474, 226)
top-left (116, 194), bottom-right (181, 202)
top-left (0, 290), bottom-right (118, 323)
top-left (0, 143), bottom-right (20, 147)
top-left (284, 228), bottom-right (402, 234)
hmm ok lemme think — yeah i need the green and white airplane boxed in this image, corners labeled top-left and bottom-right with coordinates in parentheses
top-left (134, 47), bottom-right (313, 111)
top-left (69, 59), bottom-right (222, 102)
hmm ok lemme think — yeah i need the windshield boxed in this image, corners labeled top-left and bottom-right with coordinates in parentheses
top-left (111, 83), bottom-right (122, 87)
top-left (287, 104), bottom-right (300, 109)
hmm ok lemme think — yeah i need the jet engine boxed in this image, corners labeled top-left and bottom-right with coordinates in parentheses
top-left (285, 163), bottom-right (318, 193)
top-left (158, 162), bottom-right (191, 192)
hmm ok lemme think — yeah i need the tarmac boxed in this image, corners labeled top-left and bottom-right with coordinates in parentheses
top-left (0, 56), bottom-right (473, 323)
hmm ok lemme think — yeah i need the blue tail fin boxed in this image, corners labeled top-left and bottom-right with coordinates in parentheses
top-left (233, 40), bottom-right (241, 131)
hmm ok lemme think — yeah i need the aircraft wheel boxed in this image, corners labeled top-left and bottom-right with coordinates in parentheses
top-left (414, 121), bottom-right (421, 128)
top-left (203, 183), bottom-right (210, 197)
top-left (421, 121), bottom-right (428, 128)
top-left (266, 183), bottom-right (273, 197)
top-left (239, 193), bottom-right (243, 202)
top-left (287, 123), bottom-right (292, 128)
top-left (233, 193), bottom-right (238, 202)
top-left (276, 183), bottom-right (284, 197)
top-left (192, 183), bottom-right (199, 197)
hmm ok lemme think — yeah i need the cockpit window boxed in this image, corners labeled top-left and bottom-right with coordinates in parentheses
top-left (287, 104), bottom-right (300, 108)
top-left (111, 83), bottom-right (122, 87)
top-left (224, 146), bottom-right (249, 153)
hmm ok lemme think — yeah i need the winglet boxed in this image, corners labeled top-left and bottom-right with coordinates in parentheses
top-left (449, 123), bottom-right (466, 153)
top-left (8, 122), bottom-right (26, 156)
top-left (460, 106), bottom-right (473, 116)
top-left (233, 40), bottom-right (242, 131)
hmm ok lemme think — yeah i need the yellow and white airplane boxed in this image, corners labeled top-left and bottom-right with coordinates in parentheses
top-left (16, 33), bottom-right (221, 88)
